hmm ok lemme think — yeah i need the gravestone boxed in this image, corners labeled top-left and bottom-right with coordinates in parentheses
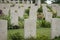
top-left (56, 5), bottom-right (60, 16)
top-left (42, 4), bottom-right (48, 17)
top-left (0, 4), bottom-right (10, 15)
top-left (24, 4), bottom-right (30, 9)
top-left (24, 19), bottom-right (31, 38)
top-left (38, 0), bottom-right (41, 7)
top-left (24, 19), bottom-right (36, 38)
top-left (29, 5), bottom-right (38, 19)
top-left (45, 12), bottom-right (52, 22)
top-left (51, 18), bottom-right (60, 39)
top-left (0, 20), bottom-right (7, 40)
top-left (18, 7), bottom-right (25, 18)
top-left (10, 7), bottom-right (18, 25)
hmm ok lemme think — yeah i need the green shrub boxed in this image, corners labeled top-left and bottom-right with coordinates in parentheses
top-left (7, 10), bottom-right (11, 30)
top-left (8, 24), bottom-right (13, 29)
top-left (37, 20), bottom-right (51, 28)
top-left (24, 8), bottom-right (30, 19)
top-left (8, 25), bottom-right (21, 29)
top-left (24, 13), bottom-right (29, 19)
top-left (40, 20), bottom-right (51, 28)
top-left (25, 8), bottom-right (30, 15)
top-left (18, 17), bottom-right (24, 28)
top-left (10, 32), bottom-right (23, 40)
top-left (37, 6), bottom-right (43, 14)
top-left (36, 20), bottom-right (42, 28)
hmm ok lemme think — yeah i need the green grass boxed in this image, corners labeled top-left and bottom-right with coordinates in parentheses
top-left (8, 29), bottom-right (24, 40)
top-left (37, 28), bottom-right (51, 39)
top-left (8, 28), bottom-right (50, 40)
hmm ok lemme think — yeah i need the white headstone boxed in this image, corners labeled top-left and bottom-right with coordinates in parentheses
top-left (18, 7), bottom-right (25, 18)
top-left (38, 0), bottom-right (41, 7)
top-left (24, 19), bottom-right (31, 38)
top-left (10, 7), bottom-right (18, 25)
top-left (56, 5), bottom-right (60, 16)
top-left (0, 20), bottom-right (7, 40)
top-left (45, 12), bottom-right (52, 22)
top-left (42, 4), bottom-right (48, 17)
top-left (0, 4), bottom-right (10, 15)
top-left (51, 18), bottom-right (60, 39)
top-left (29, 5), bottom-right (38, 19)
top-left (24, 19), bottom-right (36, 38)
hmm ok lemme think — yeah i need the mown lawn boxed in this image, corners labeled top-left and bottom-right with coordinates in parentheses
top-left (8, 28), bottom-right (51, 40)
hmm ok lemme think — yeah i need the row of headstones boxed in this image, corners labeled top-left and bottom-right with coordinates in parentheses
top-left (0, 0), bottom-right (41, 25)
top-left (42, 4), bottom-right (60, 23)
top-left (0, 1), bottom-right (40, 40)
top-left (0, 0), bottom-right (41, 16)
top-left (10, 4), bottom-right (40, 25)
top-left (0, 4), bottom-right (31, 25)
top-left (0, 4), bottom-right (60, 40)
top-left (0, 4), bottom-right (30, 16)
top-left (0, 0), bottom-right (32, 4)
top-left (0, 18), bottom-right (60, 40)
top-left (42, 4), bottom-right (60, 39)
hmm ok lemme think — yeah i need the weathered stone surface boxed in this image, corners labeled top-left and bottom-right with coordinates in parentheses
top-left (24, 19), bottom-right (36, 38)
top-left (29, 5), bottom-right (38, 20)
top-left (38, 0), bottom-right (41, 7)
top-left (51, 18), bottom-right (60, 39)
top-left (56, 5), bottom-right (60, 16)
top-left (18, 7), bottom-right (25, 18)
top-left (42, 4), bottom-right (48, 17)
top-left (0, 20), bottom-right (7, 40)
top-left (45, 12), bottom-right (52, 22)
top-left (0, 4), bottom-right (10, 15)
top-left (10, 7), bottom-right (18, 25)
